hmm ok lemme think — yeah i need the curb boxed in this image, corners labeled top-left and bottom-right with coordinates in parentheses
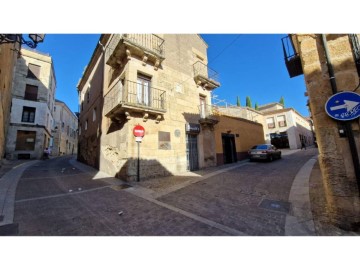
top-left (0, 160), bottom-right (39, 228)
top-left (285, 155), bottom-right (318, 236)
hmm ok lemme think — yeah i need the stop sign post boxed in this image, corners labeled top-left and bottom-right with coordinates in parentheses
top-left (133, 125), bottom-right (145, 182)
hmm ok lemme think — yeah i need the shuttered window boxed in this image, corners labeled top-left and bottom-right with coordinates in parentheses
top-left (15, 130), bottom-right (36, 150)
top-left (24, 84), bottom-right (38, 101)
top-left (27, 64), bottom-right (40, 79)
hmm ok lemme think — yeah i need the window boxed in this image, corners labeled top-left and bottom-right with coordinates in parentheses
top-left (277, 115), bottom-right (287, 127)
top-left (266, 117), bottom-right (275, 129)
top-left (24, 84), bottom-right (38, 101)
top-left (81, 101), bottom-right (84, 111)
top-left (93, 107), bottom-right (97, 122)
top-left (85, 119), bottom-right (88, 130)
top-left (199, 95), bottom-right (206, 118)
top-left (27, 64), bottom-right (40, 79)
top-left (15, 130), bottom-right (36, 150)
top-left (22, 107), bottom-right (36, 123)
top-left (87, 90), bottom-right (90, 103)
top-left (137, 74), bottom-right (151, 106)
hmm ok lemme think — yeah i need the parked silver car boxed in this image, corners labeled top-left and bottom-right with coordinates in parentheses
top-left (248, 144), bottom-right (282, 162)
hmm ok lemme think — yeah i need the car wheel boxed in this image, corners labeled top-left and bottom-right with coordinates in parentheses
top-left (268, 155), bottom-right (273, 162)
top-left (278, 153), bottom-right (282, 159)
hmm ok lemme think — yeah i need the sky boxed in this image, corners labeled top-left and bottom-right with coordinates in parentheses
top-left (31, 34), bottom-right (309, 117)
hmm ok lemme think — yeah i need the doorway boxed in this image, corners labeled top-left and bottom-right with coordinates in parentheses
top-left (186, 134), bottom-right (199, 171)
top-left (222, 133), bottom-right (237, 164)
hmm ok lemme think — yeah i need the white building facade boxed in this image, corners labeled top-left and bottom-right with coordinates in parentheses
top-left (217, 103), bottom-right (314, 150)
top-left (52, 99), bottom-right (78, 156)
top-left (5, 49), bottom-right (56, 160)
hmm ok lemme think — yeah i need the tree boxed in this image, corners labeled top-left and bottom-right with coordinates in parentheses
top-left (255, 102), bottom-right (259, 110)
top-left (236, 96), bottom-right (241, 107)
top-left (246, 96), bottom-right (252, 108)
top-left (279, 96), bottom-right (285, 107)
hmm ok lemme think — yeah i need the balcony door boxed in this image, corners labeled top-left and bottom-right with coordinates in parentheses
top-left (137, 74), bottom-right (151, 106)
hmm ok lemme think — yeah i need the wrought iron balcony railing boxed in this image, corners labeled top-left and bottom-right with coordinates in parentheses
top-left (106, 34), bottom-right (165, 69)
top-left (349, 34), bottom-right (360, 77)
top-left (123, 34), bottom-right (165, 56)
top-left (281, 35), bottom-right (303, 78)
top-left (104, 79), bottom-right (166, 118)
top-left (198, 104), bottom-right (220, 119)
top-left (193, 61), bottom-right (220, 90)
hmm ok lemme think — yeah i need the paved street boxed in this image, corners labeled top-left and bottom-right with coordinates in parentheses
top-left (0, 147), bottom-right (357, 236)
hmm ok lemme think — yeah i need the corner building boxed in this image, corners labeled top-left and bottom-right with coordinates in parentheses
top-left (283, 34), bottom-right (360, 230)
top-left (78, 34), bottom-right (220, 181)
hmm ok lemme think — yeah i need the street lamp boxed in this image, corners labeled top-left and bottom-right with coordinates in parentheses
top-left (0, 34), bottom-right (45, 48)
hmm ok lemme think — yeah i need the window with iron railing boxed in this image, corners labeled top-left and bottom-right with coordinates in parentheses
top-left (104, 78), bottom-right (166, 116)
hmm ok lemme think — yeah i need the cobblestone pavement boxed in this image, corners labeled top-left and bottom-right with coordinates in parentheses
top-left (149, 149), bottom-right (318, 236)
top-left (13, 156), bottom-right (228, 236)
top-left (4, 148), bottom-right (359, 236)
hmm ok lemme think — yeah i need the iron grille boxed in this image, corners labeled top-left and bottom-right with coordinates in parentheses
top-left (281, 35), bottom-right (303, 78)
top-left (104, 79), bottom-right (166, 116)
top-left (193, 61), bottom-right (219, 83)
top-left (349, 34), bottom-right (360, 77)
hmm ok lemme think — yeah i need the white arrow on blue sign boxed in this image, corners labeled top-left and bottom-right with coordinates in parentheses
top-left (325, 91), bottom-right (360, 121)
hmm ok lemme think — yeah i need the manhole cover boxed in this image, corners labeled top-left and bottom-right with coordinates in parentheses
top-left (258, 199), bottom-right (291, 214)
top-left (111, 184), bottom-right (132, 191)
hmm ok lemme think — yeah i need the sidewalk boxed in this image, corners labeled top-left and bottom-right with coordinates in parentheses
top-left (0, 159), bottom-right (39, 235)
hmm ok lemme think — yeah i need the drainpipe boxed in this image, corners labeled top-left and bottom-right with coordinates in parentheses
top-left (321, 34), bottom-right (360, 191)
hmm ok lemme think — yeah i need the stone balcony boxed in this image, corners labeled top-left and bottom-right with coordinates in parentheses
top-left (198, 104), bottom-right (219, 127)
top-left (193, 61), bottom-right (220, 90)
top-left (104, 79), bottom-right (166, 123)
top-left (105, 34), bottom-right (165, 70)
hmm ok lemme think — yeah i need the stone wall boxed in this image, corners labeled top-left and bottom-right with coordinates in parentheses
top-left (0, 43), bottom-right (19, 163)
top-left (295, 34), bottom-right (360, 230)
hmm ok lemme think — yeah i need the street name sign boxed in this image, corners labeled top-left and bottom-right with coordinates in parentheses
top-left (325, 91), bottom-right (360, 121)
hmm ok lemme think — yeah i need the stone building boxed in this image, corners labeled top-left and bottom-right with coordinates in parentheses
top-left (0, 41), bottom-right (20, 163)
top-left (52, 99), bottom-right (78, 156)
top-left (217, 103), bottom-right (314, 150)
top-left (77, 34), bottom-right (223, 181)
top-left (5, 48), bottom-right (56, 160)
top-left (282, 34), bottom-right (360, 230)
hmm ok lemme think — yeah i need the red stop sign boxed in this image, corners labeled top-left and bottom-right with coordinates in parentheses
top-left (133, 125), bottom-right (145, 137)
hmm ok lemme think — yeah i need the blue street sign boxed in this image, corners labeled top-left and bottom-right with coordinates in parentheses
top-left (325, 91), bottom-right (360, 121)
